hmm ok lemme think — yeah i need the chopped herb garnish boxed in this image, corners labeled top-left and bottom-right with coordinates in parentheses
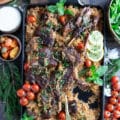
top-left (62, 59), bottom-right (70, 67)
top-left (39, 52), bottom-right (46, 57)
top-left (53, 51), bottom-right (62, 60)
top-left (55, 71), bottom-right (63, 79)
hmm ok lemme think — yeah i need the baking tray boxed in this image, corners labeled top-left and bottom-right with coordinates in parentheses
top-left (23, 2), bottom-right (106, 120)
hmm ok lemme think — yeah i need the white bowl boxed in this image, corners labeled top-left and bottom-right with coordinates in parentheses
top-left (0, 6), bottom-right (21, 33)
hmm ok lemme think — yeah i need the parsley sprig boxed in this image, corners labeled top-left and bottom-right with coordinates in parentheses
top-left (47, 0), bottom-right (74, 16)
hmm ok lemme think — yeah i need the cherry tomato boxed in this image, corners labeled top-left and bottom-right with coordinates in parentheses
top-left (76, 42), bottom-right (84, 51)
top-left (113, 82), bottom-right (120, 91)
top-left (118, 97), bottom-right (120, 103)
top-left (111, 76), bottom-right (119, 85)
top-left (113, 110), bottom-right (120, 118)
top-left (59, 15), bottom-right (67, 25)
top-left (26, 91), bottom-right (35, 101)
top-left (116, 103), bottom-right (120, 111)
top-left (24, 63), bottom-right (29, 72)
top-left (58, 111), bottom-right (66, 120)
top-left (17, 89), bottom-right (25, 98)
top-left (109, 97), bottom-right (117, 105)
top-left (106, 103), bottom-right (114, 112)
top-left (27, 15), bottom-right (36, 23)
top-left (104, 110), bottom-right (111, 118)
top-left (85, 59), bottom-right (92, 68)
top-left (31, 84), bottom-right (40, 93)
top-left (20, 97), bottom-right (29, 106)
top-left (111, 90), bottom-right (119, 98)
top-left (23, 82), bottom-right (31, 91)
top-left (111, 118), bottom-right (117, 120)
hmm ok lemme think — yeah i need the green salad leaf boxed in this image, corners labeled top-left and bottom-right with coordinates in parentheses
top-left (110, 0), bottom-right (120, 39)
top-left (105, 58), bottom-right (120, 83)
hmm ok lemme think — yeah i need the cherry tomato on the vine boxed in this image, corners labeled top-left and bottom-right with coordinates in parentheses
top-left (109, 97), bottom-right (117, 105)
top-left (20, 97), bottom-right (29, 106)
top-left (111, 90), bottom-right (119, 98)
top-left (23, 82), bottom-right (31, 92)
top-left (111, 76), bottom-right (119, 85)
top-left (26, 91), bottom-right (35, 101)
top-left (104, 110), bottom-right (111, 118)
top-left (31, 84), bottom-right (40, 93)
top-left (113, 110), bottom-right (120, 118)
top-left (17, 89), bottom-right (25, 98)
top-left (106, 103), bottom-right (114, 112)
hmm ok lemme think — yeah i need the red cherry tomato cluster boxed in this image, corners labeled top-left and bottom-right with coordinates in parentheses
top-left (104, 76), bottom-right (120, 119)
top-left (17, 82), bottom-right (40, 106)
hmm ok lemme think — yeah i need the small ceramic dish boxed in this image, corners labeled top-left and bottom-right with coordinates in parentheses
top-left (0, 6), bottom-right (21, 33)
top-left (0, 34), bottom-right (21, 61)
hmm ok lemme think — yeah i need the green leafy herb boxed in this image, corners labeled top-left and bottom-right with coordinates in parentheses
top-left (105, 58), bottom-right (120, 83)
top-left (47, 0), bottom-right (74, 16)
top-left (0, 62), bottom-right (22, 120)
top-left (86, 65), bottom-right (108, 86)
top-left (78, 68), bottom-right (89, 77)
top-left (110, 0), bottom-right (120, 39)
top-left (63, 59), bottom-right (70, 67)
top-left (21, 112), bottom-right (34, 120)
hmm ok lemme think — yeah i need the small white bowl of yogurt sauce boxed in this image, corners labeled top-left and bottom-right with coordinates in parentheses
top-left (0, 6), bottom-right (21, 33)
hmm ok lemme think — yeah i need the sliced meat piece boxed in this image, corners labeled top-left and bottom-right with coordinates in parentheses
top-left (39, 47), bottom-right (51, 58)
top-left (68, 100), bottom-right (77, 114)
top-left (34, 27), bottom-right (54, 47)
top-left (63, 47), bottom-right (81, 64)
top-left (62, 68), bottom-right (73, 85)
top-left (26, 37), bottom-right (39, 52)
top-left (63, 20), bottom-right (75, 37)
top-left (41, 109), bottom-right (51, 119)
top-left (76, 7), bottom-right (91, 27)
top-left (25, 70), bottom-right (35, 83)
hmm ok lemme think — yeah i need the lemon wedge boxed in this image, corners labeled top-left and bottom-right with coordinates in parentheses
top-left (88, 30), bottom-right (103, 46)
top-left (86, 49), bottom-right (104, 62)
top-left (86, 41), bottom-right (103, 54)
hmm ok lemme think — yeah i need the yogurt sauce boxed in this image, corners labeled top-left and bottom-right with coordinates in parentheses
top-left (0, 6), bottom-right (21, 33)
